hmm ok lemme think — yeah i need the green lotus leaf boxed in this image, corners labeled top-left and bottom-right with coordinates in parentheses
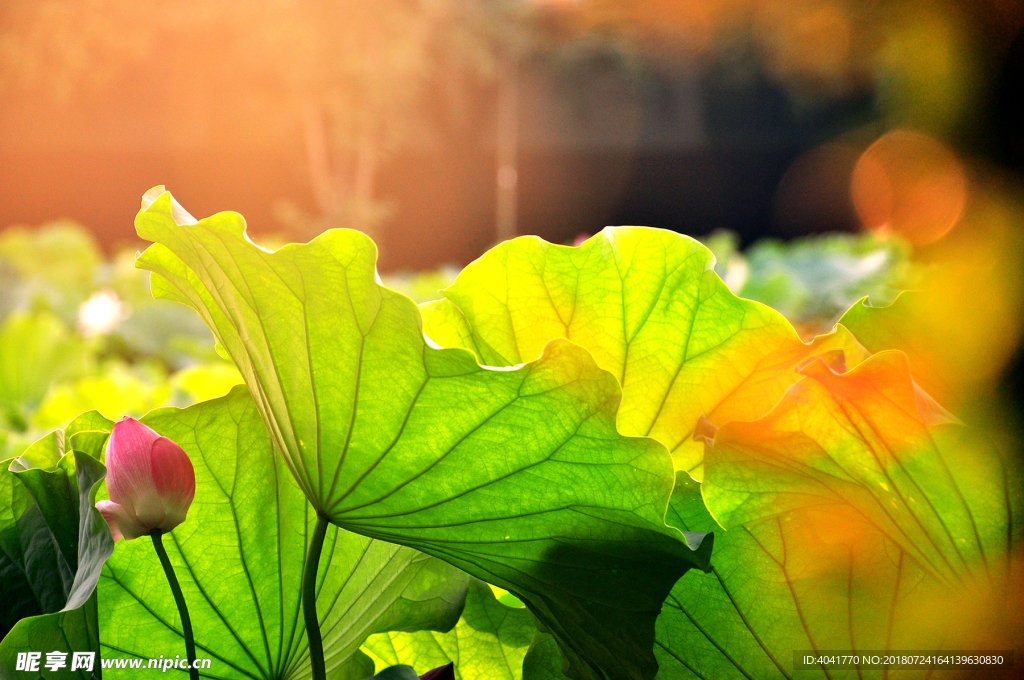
top-left (418, 228), bottom-right (868, 478)
top-left (521, 632), bottom-right (572, 680)
top-left (100, 387), bottom-right (469, 680)
top-left (369, 666), bottom-right (420, 680)
top-left (363, 580), bottom-right (534, 680)
top-left (134, 189), bottom-right (712, 680)
top-left (333, 652), bottom-right (375, 680)
top-left (0, 596), bottom-right (102, 680)
top-left (0, 424), bottom-right (114, 679)
top-left (653, 351), bottom-right (1022, 678)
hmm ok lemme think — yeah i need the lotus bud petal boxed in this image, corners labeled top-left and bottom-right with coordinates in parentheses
top-left (97, 416), bottom-right (196, 542)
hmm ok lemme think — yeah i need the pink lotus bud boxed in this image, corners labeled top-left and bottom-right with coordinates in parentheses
top-left (96, 417), bottom-right (196, 542)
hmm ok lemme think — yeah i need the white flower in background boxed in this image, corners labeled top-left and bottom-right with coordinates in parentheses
top-left (722, 259), bottom-right (749, 293)
top-left (78, 289), bottom-right (124, 336)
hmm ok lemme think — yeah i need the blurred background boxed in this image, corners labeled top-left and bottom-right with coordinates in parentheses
top-left (0, 0), bottom-right (1022, 456)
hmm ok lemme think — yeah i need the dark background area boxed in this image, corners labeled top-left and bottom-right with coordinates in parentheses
top-left (0, 10), bottom-right (1020, 266)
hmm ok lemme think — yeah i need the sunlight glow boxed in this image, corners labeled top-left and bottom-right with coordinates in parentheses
top-left (77, 289), bottom-right (124, 336)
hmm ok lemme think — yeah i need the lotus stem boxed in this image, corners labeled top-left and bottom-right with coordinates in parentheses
top-left (302, 513), bottom-right (330, 680)
top-left (152, 531), bottom-right (200, 680)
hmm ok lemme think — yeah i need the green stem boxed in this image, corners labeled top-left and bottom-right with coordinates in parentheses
top-left (303, 514), bottom-right (330, 680)
top-left (152, 532), bottom-right (200, 680)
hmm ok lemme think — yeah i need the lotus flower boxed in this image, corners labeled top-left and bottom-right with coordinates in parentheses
top-left (96, 417), bottom-right (196, 542)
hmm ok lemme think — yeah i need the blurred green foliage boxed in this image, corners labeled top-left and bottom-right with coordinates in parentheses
top-left (702, 229), bottom-right (919, 336)
top-left (0, 311), bottom-right (90, 432)
top-left (0, 221), bottom-right (241, 458)
top-left (0, 219), bottom-right (915, 460)
top-left (0, 222), bottom-right (101, 321)
top-left (382, 265), bottom-right (461, 304)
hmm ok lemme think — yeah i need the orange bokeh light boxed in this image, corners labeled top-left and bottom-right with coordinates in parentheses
top-left (851, 129), bottom-right (968, 246)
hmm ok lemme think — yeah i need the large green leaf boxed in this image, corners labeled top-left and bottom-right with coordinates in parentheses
top-left (0, 595), bottom-right (102, 680)
top-left (100, 387), bottom-right (469, 680)
top-left (521, 633), bottom-right (572, 680)
top-left (417, 228), bottom-right (866, 477)
top-left (134, 189), bottom-right (712, 680)
top-left (0, 418), bottom-right (115, 680)
top-left (366, 667), bottom-right (419, 680)
top-left (653, 351), bottom-right (1022, 679)
top-left (363, 580), bottom-right (534, 680)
